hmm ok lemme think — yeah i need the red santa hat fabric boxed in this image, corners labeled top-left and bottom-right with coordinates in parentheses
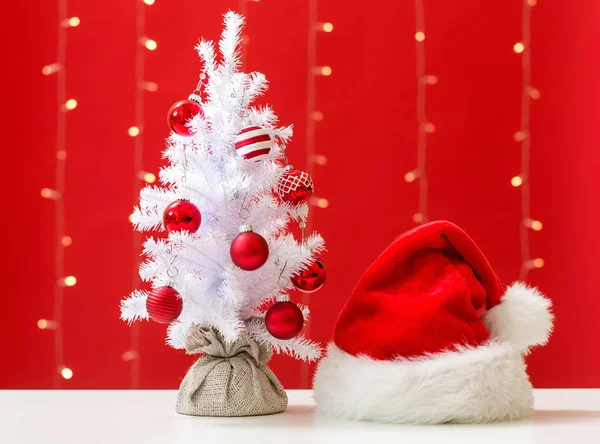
top-left (313, 221), bottom-right (553, 424)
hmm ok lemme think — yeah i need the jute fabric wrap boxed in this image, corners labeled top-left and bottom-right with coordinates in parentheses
top-left (175, 325), bottom-right (288, 416)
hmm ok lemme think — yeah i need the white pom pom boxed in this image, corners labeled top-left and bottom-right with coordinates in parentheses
top-left (483, 282), bottom-right (554, 352)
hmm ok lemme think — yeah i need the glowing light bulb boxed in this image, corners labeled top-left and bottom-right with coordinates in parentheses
top-left (513, 131), bottom-right (528, 142)
top-left (321, 22), bottom-right (334, 32)
top-left (143, 0), bottom-right (155, 4)
top-left (529, 87), bottom-right (541, 100)
top-left (415, 32), bottom-right (425, 42)
top-left (65, 99), bottom-right (78, 110)
top-left (315, 154), bottom-right (328, 165)
top-left (511, 176), bottom-right (523, 187)
top-left (61, 367), bottom-right (73, 380)
top-left (424, 75), bottom-right (438, 85)
top-left (143, 172), bottom-right (156, 183)
top-left (56, 150), bottom-right (67, 160)
top-left (41, 188), bottom-right (61, 199)
top-left (316, 198), bottom-right (329, 209)
top-left (140, 81), bottom-right (158, 92)
top-left (63, 276), bottom-right (77, 287)
top-left (513, 42), bottom-right (525, 53)
top-left (61, 236), bottom-right (73, 246)
top-left (533, 258), bottom-right (545, 268)
top-left (129, 213), bottom-right (134, 223)
top-left (320, 66), bottom-right (332, 76)
top-left (413, 213), bottom-right (424, 224)
top-left (525, 219), bottom-right (543, 231)
top-left (38, 319), bottom-right (57, 330)
top-left (68, 17), bottom-right (80, 27)
top-left (312, 111), bottom-right (324, 121)
top-left (122, 350), bottom-right (139, 361)
top-left (42, 63), bottom-right (61, 75)
top-left (424, 123), bottom-right (436, 133)
top-left (527, 0), bottom-right (537, 6)
top-left (128, 126), bottom-right (140, 137)
top-left (404, 171), bottom-right (418, 183)
top-left (144, 38), bottom-right (157, 51)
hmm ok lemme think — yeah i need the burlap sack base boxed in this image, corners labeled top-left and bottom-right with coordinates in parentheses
top-left (175, 325), bottom-right (288, 417)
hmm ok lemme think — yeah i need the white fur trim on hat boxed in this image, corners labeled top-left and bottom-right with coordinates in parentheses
top-left (482, 282), bottom-right (554, 353)
top-left (313, 341), bottom-right (533, 424)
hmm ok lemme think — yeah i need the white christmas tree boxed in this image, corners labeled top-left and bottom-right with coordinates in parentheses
top-left (120, 12), bottom-right (324, 362)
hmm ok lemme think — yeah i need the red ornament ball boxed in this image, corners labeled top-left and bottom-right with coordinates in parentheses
top-left (265, 296), bottom-right (304, 340)
top-left (234, 125), bottom-right (272, 162)
top-left (277, 166), bottom-right (314, 205)
top-left (167, 96), bottom-right (203, 136)
top-left (163, 200), bottom-right (201, 233)
top-left (146, 286), bottom-right (183, 324)
top-left (230, 225), bottom-right (269, 271)
top-left (291, 259), bottom-right (327, 293)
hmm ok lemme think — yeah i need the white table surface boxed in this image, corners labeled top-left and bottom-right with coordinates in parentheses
top-left (1, 389), bottom-right (599, 443)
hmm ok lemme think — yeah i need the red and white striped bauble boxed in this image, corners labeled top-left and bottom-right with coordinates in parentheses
top-left (234, 125), bottom-right (272, 162)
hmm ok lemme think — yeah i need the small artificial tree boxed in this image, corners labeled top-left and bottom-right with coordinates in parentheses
top-left (120, 12), bottom-right (326, 416)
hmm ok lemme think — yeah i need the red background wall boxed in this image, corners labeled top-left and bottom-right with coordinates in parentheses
top-left (3, 0), bottom-right (599, 388)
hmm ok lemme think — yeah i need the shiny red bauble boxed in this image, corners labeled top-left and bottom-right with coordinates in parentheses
top-left (230, 225), bottom-right (269, 271)
top-left (291, 259), bottom-right (327, 293)
top-left (277, 166), bottom-right (314, 205)
top-left (265, 297), bottom-right (304, 340)
top-left (163, 200), bottom-right (201, 233)
top-left (146, 286), bottom-right (183, 324)
top-left (167, 96), bottom-right (203, 136)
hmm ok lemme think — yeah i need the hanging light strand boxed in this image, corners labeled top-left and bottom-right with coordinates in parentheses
top-left (39, 0), bottom-right (78, 386)
top-left (300, 0), bottom-right (331, 388)
top-left (405, 0), bottom-right (436, 225)
top-left (124, 0), bottom-right (158, 389)
top-left (514, 0), bottom-right (543, 280)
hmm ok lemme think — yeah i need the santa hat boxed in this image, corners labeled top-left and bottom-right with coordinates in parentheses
top-left (313, 221), bottom-right (553, 424)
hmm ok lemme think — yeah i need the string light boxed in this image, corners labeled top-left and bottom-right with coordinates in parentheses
top-left (317, 22), bottom-right (334, 32)
top-left (312, 110), bottom-right (324, 121)
top-left (42, 63), bottom-right (62, 75)
top-left (406, 0), bottom-right (436, 225)
top-left (62, 276), bottom-right (77, 287)
top-left (126, 0), bottom-right (159, 389)
top-left (314, 154), bottom-right (328, 165)
top-left (513, 42), bottom-right (525, 53)
top-left (141, 37), bottom-right (157, 51)
top-left (301, 0), bottom-right (331, 388)
top-left (60, 367), bottom-right (73, 380)
top-left (37, 319), bottom-right (58, 330)
top-left (137, 171), bottom-right (156, 183)
top-left (40, 0), bottom-right (76, 387)
top-left (514, 0), bottom-right (542, 281)
top-left (511, 175), bottom-right (523, 187)
top-left (140, 81), bottom-right (158, 92)
top-left (64, 99), bottom-right (77, 110)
